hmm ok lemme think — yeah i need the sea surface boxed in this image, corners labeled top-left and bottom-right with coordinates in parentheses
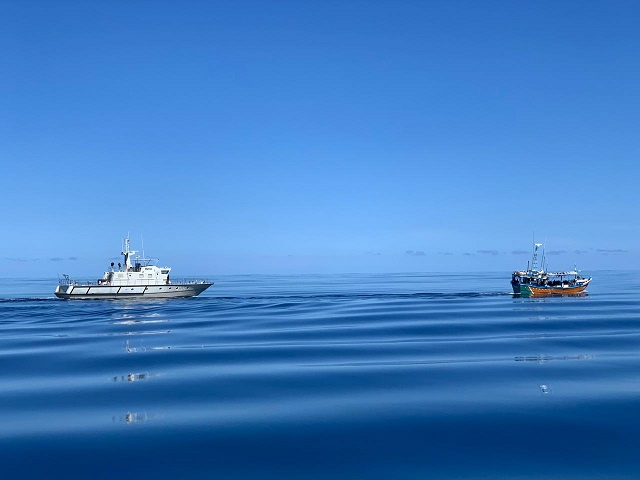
top-left (1, 271), bottom-right (639, 479)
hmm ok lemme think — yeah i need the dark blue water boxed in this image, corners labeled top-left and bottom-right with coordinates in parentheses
top-left (1, 272), bottom-right (639, 479)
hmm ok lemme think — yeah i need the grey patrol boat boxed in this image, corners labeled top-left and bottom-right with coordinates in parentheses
top-left (55, 236), bottom-right (213, 299)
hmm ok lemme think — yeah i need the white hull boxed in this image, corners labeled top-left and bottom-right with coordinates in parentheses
top-left (55, 282), bottom-right (212, 299)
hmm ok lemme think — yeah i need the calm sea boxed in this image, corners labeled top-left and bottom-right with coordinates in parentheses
top-left (1, 271), bottom-right (639, 479)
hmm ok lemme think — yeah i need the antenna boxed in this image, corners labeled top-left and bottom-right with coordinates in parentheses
top-left (532, 243), bottom-right (542, 271)
top-left (123, 233), bottom-right (131, 254)
top-left (141, 234), bottom-right (145, 259)
top-left (532, 231), bottom-right (534, 251)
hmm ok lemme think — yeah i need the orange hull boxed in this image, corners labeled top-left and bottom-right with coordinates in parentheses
top-left (524, 283), bottom-right (589, 296)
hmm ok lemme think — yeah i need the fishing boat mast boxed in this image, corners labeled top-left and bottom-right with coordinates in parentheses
top-left (531, 243), bottom-right (543, 273)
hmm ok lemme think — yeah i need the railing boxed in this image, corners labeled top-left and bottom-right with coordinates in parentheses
top-left (168, 278), bottom-right (213, 285)
top-left (58, 277), bottom-right (212, 286)
top-left (58, 279), bottom-right (101, 286)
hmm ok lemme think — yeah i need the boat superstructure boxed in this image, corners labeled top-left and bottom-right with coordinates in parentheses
top-left (55, 236), bottom-right (213, 299)
top-left (511, 243), bottom-right (591, 296)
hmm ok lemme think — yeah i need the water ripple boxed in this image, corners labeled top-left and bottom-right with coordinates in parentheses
top-left (1, 272), bottom-right (640, 478)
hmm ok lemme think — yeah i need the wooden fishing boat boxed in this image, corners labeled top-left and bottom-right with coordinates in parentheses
top-left (511, 243), bottom-right (591, 296)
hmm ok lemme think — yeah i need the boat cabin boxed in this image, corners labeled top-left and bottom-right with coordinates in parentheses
top-left (97, 237), bottom-right (171, 286)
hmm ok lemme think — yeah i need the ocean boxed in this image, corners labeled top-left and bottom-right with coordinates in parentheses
top-left (1, 271), bottom-right (639, 479)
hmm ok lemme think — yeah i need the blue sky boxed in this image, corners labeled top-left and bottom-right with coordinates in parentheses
top-left (2, 0), bottom-right (638, 276)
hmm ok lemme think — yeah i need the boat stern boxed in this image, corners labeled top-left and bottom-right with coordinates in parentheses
top-left (519, 284), bottom-right (533, 297)
top-left (54, 285), bottom-right (72, 298)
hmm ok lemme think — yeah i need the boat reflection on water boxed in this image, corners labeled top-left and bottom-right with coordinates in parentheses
top-left (511, 243), bottom-right (591, 297)
top-left (112, 411), bottom-right (150, 424)
top-left (112, 372), bottom-right (156, 382)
